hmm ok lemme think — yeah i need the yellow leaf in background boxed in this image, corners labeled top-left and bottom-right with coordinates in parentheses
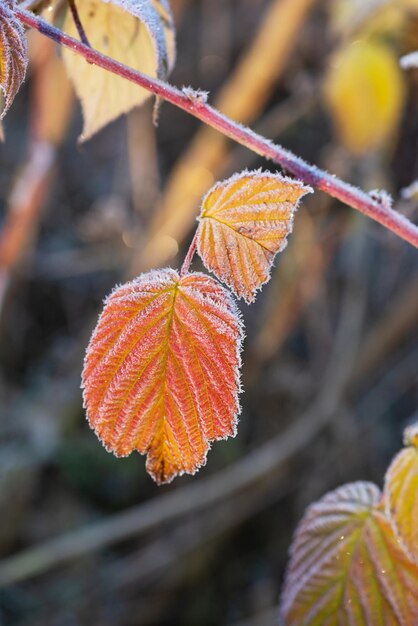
top-left (280, 482), bottom-right (418, 625)
top-left (384, 424), bottom-right (418, 564)
top-left (329, 0), bottom-right (403, 38)
top-left (196, 170), bottom-right (312, 303)
top-left (0, 0), bottom-right (27, 119)
top-left (323, 40), bottom-right (406, 155)
top-left (60, 0), bottom-right (176, 141)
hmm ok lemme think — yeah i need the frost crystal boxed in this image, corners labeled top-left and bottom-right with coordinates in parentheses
top-left (182, 86), bottom-right (210, 105)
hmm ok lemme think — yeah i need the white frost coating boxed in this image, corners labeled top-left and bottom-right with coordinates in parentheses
top-left (403, 422), bottom-right (418, 445)
top-left (281, 482), bottom-right (382, 619)
top-left (400, 52), bottom-right (418, 70)
top-left (199, 168), bottom-right (313, 215)
top-left (82, 268), bottom-right (244, 483)
top-left (182, 86), bottom-right (209, 105)
top-left (369, 188), bottom-right (393, 211)
top-left (196, 169), bottom-right (313, 303)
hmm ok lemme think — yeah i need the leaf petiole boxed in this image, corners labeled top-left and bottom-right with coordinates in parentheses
top-left (67, 0), bottom-right (90, 47)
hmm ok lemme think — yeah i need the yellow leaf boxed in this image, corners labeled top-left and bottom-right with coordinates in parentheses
top-left (329, 0), bottom-right (406, 40)
top-left (60, 0), bottom-right (176, 140)
top-left (281, 482), bottom-right (418, 625)
top-left (82, 269), bottom-right (243, 484)
top-left (384, 424), bottom-right (418, 563)
top-left (0, 0), bottom-right (27, 119)
top-left (330, 0), bottom-right (399, 35)
top-left (196, 170), bottom-right (312, 303)
top-left (323, 40), bottom-right (406, 155)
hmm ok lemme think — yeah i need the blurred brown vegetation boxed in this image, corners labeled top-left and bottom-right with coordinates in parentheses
top-left (0, 0), bottom-right (418, 624)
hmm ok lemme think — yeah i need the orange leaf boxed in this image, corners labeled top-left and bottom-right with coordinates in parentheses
top-left (196, 170), bottom-right (312, 303)
top-left (281, 482), bottom-right (418, 625)
top-left (0, 0), bottom-right (27, 119)
top-left (384, 424), bottom-right (418, 563)
top-left (82, 269), bottom-right (243, 484)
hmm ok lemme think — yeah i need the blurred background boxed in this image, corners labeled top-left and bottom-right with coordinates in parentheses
top-left (0, 0), bottom-right (418, 624)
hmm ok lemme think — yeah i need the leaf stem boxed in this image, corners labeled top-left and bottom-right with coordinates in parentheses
top-left (16, 8), bottom-right (418, 250)
top-left (67, 0), bottom-right (91, 47)
top-left (180, 232), bottom-right (198, 276)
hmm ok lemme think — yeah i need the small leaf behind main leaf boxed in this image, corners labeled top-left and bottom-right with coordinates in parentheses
top-left (59, 0), bottom-right (176, 140)
top-left (280, 481), bottom-right (418, 625)
top-left (0, 0), bottom-right (28, 119)
top-left (82, 269), bottom-right (243, 484)
top-left (384, 423), bottom-right (418, 564)
top-left (196, 170), bottom-right (313, 303)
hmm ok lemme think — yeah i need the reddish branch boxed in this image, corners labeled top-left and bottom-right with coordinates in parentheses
top-left (16, 8), bottom-right (418, 250)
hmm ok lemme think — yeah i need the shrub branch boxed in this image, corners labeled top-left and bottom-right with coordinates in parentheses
top-left (16, 7), bottom-right (418, 249)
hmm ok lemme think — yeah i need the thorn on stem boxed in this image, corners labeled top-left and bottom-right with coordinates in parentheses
top-left (182, 86), bottom-right (209, 105)
top-left (369, 189), bottom-right (393, 211)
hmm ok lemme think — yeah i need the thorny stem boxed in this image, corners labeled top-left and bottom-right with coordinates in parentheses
top-left (16, 8), bottom-right (418, 250)
top-left (67, 0), bottom-right (91, 47)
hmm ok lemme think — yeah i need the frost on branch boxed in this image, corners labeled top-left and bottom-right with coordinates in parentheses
top-left (280, 481), bottom-right (418, 624)
top-left (400, 52), bottom-right (418, 70)
top-left (196, 170), bottom-right (312, 303)
top-left (58, 0), bottom-right (176, 140)
top-left (0, 0), bottom-right (28, 120)
top-left (182, 86), bottom-right (209, 105)
top-left (82, 269), bottom-right (243, 484)
top-left (369, 188), bottom-right (393, 210)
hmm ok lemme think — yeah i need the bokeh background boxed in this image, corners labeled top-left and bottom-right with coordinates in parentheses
top-left (1, 0), bottom-right (418, 624)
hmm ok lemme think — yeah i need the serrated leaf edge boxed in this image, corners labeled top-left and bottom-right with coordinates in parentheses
top-left (196, 168), bottom-right (313, 304)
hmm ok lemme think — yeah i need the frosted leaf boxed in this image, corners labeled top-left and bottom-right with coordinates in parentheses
top-left (196, 169), bottom-right (312, 303)
top-left (281, 481), bottom-right (418, 625)
top-left (384, 424), bottom-right (418, 564)
top-left (82, 269), bottom-right (244, 484)
top-left (58, 0), bottom-right (176, 140)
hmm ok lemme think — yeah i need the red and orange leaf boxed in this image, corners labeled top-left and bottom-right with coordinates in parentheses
top-left (280, 482), bottom-right (418, 625)
top-left (82, 269), bottom-right (243, 484)
top-left (196, 170), bottom-right (313, 303)
top-left (384, 423), bottom-right (418, 563)
top-left (0, 0), bottom-right (27, 119)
